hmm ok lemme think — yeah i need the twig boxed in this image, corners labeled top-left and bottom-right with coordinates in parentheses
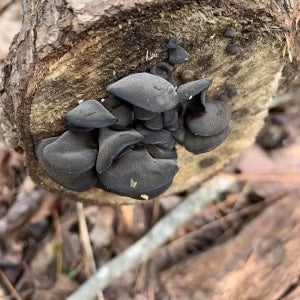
top-left (77, 203), bottom-right (96, 276)
top-left (0, 268), bottom-right (23, 300)
top-left (120, 205), bottom-right (134, 233)
top-left (53, 210), bottom-right (63, 274)
top-left (76, 202), bottom-right (105, 300)
top-left (134, 262), bottom-right (149, 292)
top-left (67, 175), bottom-right (236, 300)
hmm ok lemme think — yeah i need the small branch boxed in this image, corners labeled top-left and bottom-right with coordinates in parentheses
top-left (67, 175), bottom-right (236, 300)
top-left (77, 203), bottom-right (97, 276)
top-left (0, 268), bottom-right (23, 300)
top-left (77, 202), bottom-right (105, 300)
top-left (53, 210), bottom-right (63, 274)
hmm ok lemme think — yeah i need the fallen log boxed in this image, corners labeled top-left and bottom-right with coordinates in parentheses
top-left (0, 0), bottom-right (298, 205)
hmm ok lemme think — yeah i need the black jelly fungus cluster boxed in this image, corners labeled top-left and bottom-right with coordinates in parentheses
top-left (36, 37), bottom-right (232, 200)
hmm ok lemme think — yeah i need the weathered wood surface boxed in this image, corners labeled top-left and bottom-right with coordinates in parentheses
top-left (0, 0), bottom-right (299, 205)
top-left (160, 190), bottom-right (300, 300)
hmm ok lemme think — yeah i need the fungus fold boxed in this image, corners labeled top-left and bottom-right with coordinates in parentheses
top-left (186, 101), bottom-right (231, 136)
top-left (43, 131), bottom-right (98, 173)
top-left (36, 137), bottom-right (97, 192)
top-left (181, 126), bottom-right (231, 154)
top-left (144, 114), bottom-right (164, 131)
top-left (167, 37), bottom-right (190, 65)
top-left (110, 105), bottom-right (134, 130)
top-left (96, 128), bottom-right (143, 174)
top-left (98, 149), bottom-right (179, 199)
top-left (177, 78), bottom-right (213, 103)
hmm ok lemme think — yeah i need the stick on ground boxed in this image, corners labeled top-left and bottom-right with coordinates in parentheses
top-left (67, 175), bottom-right (236, 300)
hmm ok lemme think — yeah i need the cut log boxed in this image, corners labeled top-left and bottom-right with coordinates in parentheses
top-left (0, 0), bottom-right (299, 205)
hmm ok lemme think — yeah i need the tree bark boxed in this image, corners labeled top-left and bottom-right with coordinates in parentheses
top-left (0, 0), bottom-right (298, 205)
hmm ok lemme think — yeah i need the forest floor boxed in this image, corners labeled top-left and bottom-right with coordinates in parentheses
top-left (1, 2), bottom-right (300, 300)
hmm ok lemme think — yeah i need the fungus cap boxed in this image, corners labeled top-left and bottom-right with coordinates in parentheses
top-left (107, 73), bottom-right (179, 113)
top-left (43, 131), bottom-right (98, 173)
top-left (186, 101), bottom-right (231, 136)
top-left (66, 99), bottom-right (117, 129)
top-left (96, 128), bottom-right (143, 174)
top-left (182, 126), bottom-right (231, 154)
top-left (98, 149), bottom-right (178, 199)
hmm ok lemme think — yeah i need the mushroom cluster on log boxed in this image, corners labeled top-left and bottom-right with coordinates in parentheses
top-left (0, 0), bottom-right (299, 205)
top-left (35, 39), bottom-right (231, 199)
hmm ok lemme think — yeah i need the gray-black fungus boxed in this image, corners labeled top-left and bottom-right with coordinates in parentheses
top-left (145, 145), bottom-right (177, 160)
top-left (96, 128), bottom-right (143, 174)
top-left (136, 125), bottom-right (173, 145)
top-left (133, 107), bottom-right (157, 121)
top-left (181, 126), bottom-right (231, 154)
top-left (151, 63), bottom-right (180, 87)
top-left (98, 149), bottom-right (178, 199)
top-left (227, 87), bottom-right (238, 98)
top-left (167, 37), bottom-right (190, 65)
top-left (173, 127), bottom-right (185, 143)
top-left (185, 90), bottom-right (207, 114)
top-left (226, 43), bottom-right (239, 55)
top-left (98, 178), bottom-right (173, 200)
top-left (66, 100), bottom-right (117, 129)
top-left (163, 109), bottom-right (178, 127)
top-left (169, 46), bottom-right (190, 65)
top-left (151, 62), bottom-right (174, 80)
top-left (43, 131), bottom-right (98, 173)
top-left (107, 73), bottom-right (179, 112)
top-left (186, 101), bottom-right (231, 136)
top-left (166, 119), bottom-right (180, 132)
top-left (36, 37), bottom-right (232, 200)
top-left (167, 37), bottom-right (180, 49)
top-left (111, 105), bottom-right (134, 130)
top-left (160, 137), bottom-right (176, 150)
top-left (101, 97), bottom-right (122, 110)
top-left (66, 122), bottom-right (94, 133)
top-left (169, 74), bottom-right (181, 88)
top-left (177, 78), bottom-right (213, 103)
top-left (224, 27), bottom-right (237, 38)
top-left (36, 137), bottom-right (97, 192)
top-left (144, 113), bottom-right (164, 131)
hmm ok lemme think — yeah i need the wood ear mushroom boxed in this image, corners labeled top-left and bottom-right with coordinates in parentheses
top-left (36, 38), bottom-right (233, 200)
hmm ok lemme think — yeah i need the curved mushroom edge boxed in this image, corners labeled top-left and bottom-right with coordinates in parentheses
top-left (35, 38), bottom-right (233, 200)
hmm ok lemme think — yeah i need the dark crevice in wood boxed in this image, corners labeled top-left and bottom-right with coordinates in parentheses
top-left (278, 274), bottom-right (300, 299)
